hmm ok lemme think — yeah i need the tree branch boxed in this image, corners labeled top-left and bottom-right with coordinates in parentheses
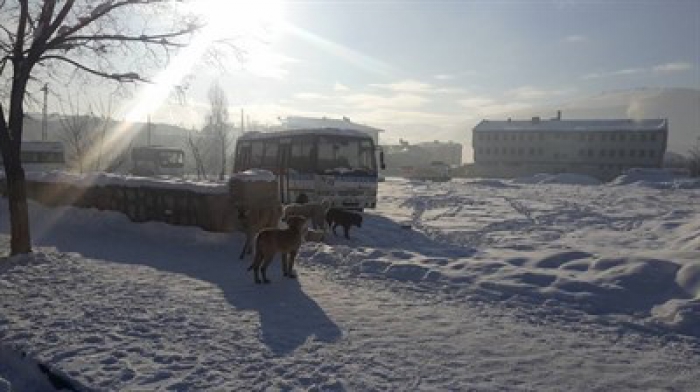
top-left (52, 30), bottom-right (195, 49)
top-left (39, 54), bottom-right (150, 83)
top-left (14, 0), bottom-right (29, 60)
top-left (53, 0), bottom-right (168, 40)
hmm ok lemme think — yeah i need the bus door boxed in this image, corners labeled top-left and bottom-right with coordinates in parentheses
top-left (277, 138), bottom-right (292, 203)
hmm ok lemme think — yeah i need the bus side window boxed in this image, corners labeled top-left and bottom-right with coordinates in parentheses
top-left (250, 141), bottom-right (264, 168)
top-left (290, 137), bottom-right (314, 172)
top-left (262, 140), bottom-right (279, 169)
top-left (235, 141), bottom-right (251, 171)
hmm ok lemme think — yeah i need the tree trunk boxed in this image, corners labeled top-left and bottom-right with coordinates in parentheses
top-left (0, 61), bottom-right (34, 255)
top-left (5, 162), bottom-right (32, 255)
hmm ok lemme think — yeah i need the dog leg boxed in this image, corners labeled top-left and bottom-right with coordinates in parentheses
top-left (286, 250), bottom-right (298, 279)
top-left (343, 225), bottom-right (350, 239)
top-left (249, 252), bottom-right (263, 284)
top-left (239, 235), bottom-right (250, 259)
top-left (281, 253), bottom-right (289, 277)
top-left (332, 223), bottom-right (338, 236)
top-left (261, 255), bottom-right (273, 283)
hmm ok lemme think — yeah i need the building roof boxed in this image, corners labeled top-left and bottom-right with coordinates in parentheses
top-left (282, 116), bottom-right (384, 134)
top-left (473, 118), bottom-right (668, 133)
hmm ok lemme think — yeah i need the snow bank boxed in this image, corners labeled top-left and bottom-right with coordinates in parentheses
top-left (22, 171), bottom-right (229, 194)
top-left (609, 168), bottom-right (699, 189)
top-left (303, 178), bottom-right (700, 336)
top-left (511, 173), bottom-right (601, 185)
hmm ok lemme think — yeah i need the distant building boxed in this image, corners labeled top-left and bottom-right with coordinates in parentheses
top-left (471, 114), bottom-right (668, 180)
top-left (415, 140), bottom-right (463, 167)
top-left (384, 139), bottom-right (463, 177)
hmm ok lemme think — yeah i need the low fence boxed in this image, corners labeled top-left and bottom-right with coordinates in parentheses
top-left (0, 173), bottom-right (243, 233)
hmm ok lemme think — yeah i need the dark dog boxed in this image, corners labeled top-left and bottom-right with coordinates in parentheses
top-left (326, 208), bottom-right (362, 239)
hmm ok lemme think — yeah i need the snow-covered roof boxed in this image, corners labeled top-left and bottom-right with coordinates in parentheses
top-left (473, 118), bottom-right (668, 132)
top-left (17, 171), bottom-right (229, 194)
top-left (282, 116), bottom-right (384, 133)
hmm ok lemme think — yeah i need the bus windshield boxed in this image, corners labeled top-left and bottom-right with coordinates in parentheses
top-left (317, 136), bottom-right (376, 174)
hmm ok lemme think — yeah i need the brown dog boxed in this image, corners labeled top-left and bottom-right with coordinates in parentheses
top-left (238, 204), bottom-right (283, 259)
top-left (247, 215), bottom-right (308, 284)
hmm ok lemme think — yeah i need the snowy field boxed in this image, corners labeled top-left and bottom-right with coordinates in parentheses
top-left (1, 173), bottom-right (700, 390)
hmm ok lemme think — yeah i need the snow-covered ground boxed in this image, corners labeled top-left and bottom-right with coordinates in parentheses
top-left (1, 173), bottom-right (699, 390)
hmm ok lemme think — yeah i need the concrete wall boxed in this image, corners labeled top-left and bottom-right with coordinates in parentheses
top-left (2, 181), bottom-right (242, 233)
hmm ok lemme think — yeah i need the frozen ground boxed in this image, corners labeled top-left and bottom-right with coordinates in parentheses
top-left (1, 174), bottom-right (699, 390)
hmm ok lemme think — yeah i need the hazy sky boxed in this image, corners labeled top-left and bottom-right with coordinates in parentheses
top-left (45, 0), bottom-right (700, 144)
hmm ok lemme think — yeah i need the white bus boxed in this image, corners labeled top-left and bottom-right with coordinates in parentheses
top-left (233, 128), bottom-right (385, 209)
top-left (130, 146), bottom-right (185, 177)
top-left (0, 141), bottom-right (66, 172)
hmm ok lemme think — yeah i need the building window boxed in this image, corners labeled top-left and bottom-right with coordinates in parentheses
top-left (610, 150), bottom-right (616, 157)
top-left (494, 134), bottom-right (499, 141)
top-left (511, 134), bottom-right (517, 141)
top-left (640, 134), bottom-right (647, 142)
top-left (530, 148), bottom-right (536, 155)
top-left (601, 134), bottom-right (607, 142)
top-left (611, 134), bottom-right (617, 141)
top-left (528, 133), bottom-right (534, 141)
top-left (649, 150), bottom-right (655, 157)
top-left (629, 134), bottom-right (635, 142)
top-left (588, 134), bottom-right (594, 142)
top-left (579, 133), bottom-right (585, 141)
top-left (539, 133), bottom-right (545, 141)
top-left (619, 149), bottom-right (625, 157)
top-left (588, 149), bottom-right (593, 157)
top-left (650, 133), bottom-right (657, 142)
top-left (639, 150), bottom-right (646, 157)
top-left (630, 150), bottom-right (636, 157)
top-left (600, 150), bottom-right (606, 157)
top-left (620, 134), bottom-right (626, 142)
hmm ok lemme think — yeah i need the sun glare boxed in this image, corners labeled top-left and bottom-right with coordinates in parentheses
top-left (87, 0), bottom-right (285, 173)
top-left (120, 0), bottom-right (284, 124)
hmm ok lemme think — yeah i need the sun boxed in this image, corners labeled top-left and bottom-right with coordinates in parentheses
top-left (191, 0), bottom-right (285, 42)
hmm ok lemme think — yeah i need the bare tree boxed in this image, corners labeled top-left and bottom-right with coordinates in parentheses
top-left (93, 95), bottom-right (115, 172)
top-left (186, 129), bottom-right (207, 180)
top-left (205, 81), bottom-right (232, 180)
top-left (0, 1), bottom-right (202, 255)
top-left (58, 96), bottom-right (94, 173)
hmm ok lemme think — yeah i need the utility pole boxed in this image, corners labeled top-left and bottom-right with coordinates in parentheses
top-left (147, 115), bottom-right (152, 146)
top-left (41, 83), bottom-right (48, 141)
top-left (240, 108), bottom-right (245, 135)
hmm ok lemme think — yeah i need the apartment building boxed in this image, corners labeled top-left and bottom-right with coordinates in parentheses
top-left (471, 115), bottom-right (668, 180)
